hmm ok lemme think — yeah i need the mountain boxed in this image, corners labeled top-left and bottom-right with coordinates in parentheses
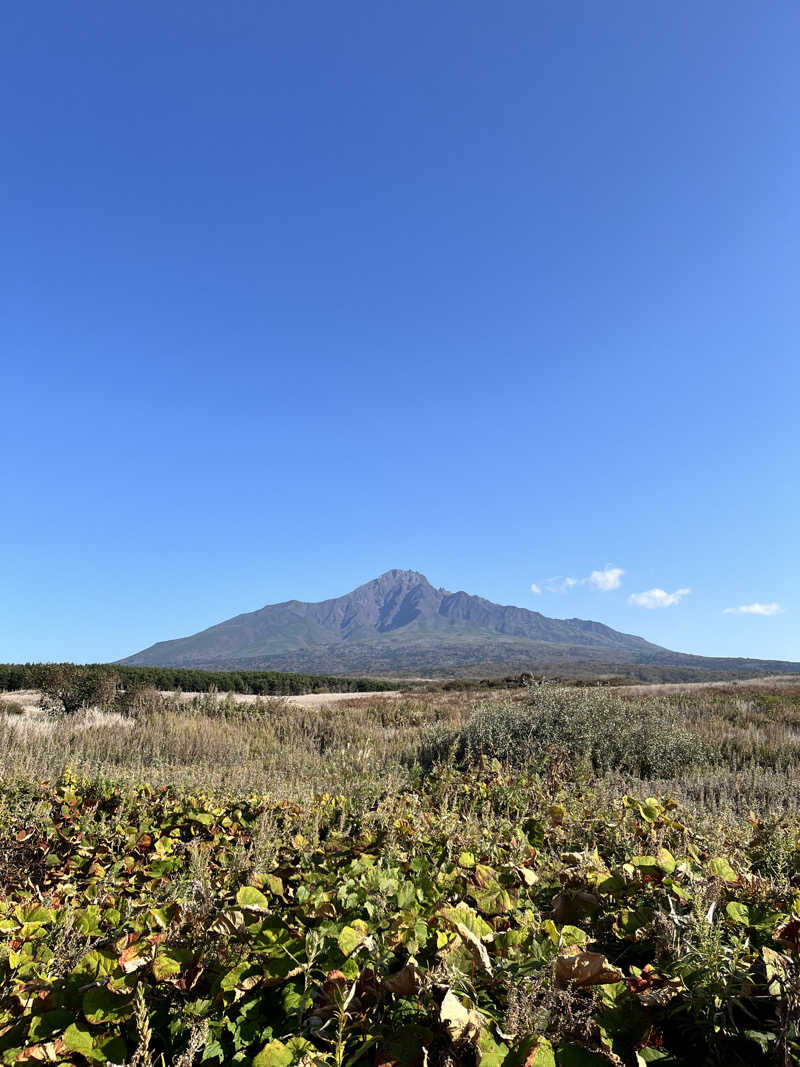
top-left (119, 569), bottom-right (800, 680)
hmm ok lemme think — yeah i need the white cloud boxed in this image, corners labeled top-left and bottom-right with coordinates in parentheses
top-left (539, 577), bottom-right (565, 592)
top-left (588, 565), bottom-right (625, 591)
top-left (628, 587), bottom-right (691, 609)
top-left (723, 602), bottom-right (783, 616)
top-left (538, 565), bottom-right (625, 594)
top-left (530, 583), bottom-right (542, 595)
top-left (542, 576), bottom-right (577, 592)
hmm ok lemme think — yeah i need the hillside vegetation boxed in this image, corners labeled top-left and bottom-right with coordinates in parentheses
top-left (119, 570), bottom-right (800, 680)
top-left (1, 682), bottom-right (799, 1064)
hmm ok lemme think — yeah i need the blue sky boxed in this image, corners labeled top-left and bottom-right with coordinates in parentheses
top-left (2, 1), bottom-right (798, 663)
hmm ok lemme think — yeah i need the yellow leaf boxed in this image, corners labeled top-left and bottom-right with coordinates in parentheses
top-left (438, 989), bottom-right (484, 1044)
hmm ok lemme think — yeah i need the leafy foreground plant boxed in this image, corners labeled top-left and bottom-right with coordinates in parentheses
top-left (0, 767), bottom-right (798, 1066)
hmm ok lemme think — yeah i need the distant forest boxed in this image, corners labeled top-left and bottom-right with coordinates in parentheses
top-left (0, 663), bottom-right (398, 696)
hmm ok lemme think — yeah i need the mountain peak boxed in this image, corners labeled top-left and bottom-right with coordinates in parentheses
top-left (120, 568), bottom-right (664, 671)
top-left (371, 568), bottom-right (431, 585)
top-left (119, 570), bottom-right (800, 680)
top-left (369, 569), bottom-right (454, 597)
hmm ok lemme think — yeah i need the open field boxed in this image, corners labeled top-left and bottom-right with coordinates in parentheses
top-left (0, 689), bottom-right (403, 716)
top-left (617, 674), bottom-right (800, 696)
top-left (1, 680), bottom-right (799, 1064)
top-left (167, 690), bottom-right (403, 709)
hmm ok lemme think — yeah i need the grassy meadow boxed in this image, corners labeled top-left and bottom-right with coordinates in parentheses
top-left (1, 679), bottom-right (799, 1065)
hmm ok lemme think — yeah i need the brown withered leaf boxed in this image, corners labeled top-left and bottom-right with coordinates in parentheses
top-left (209, 909), bottom-right (246, 936)
top-left (773, 915), bottom-right (800, 951)
top-left (555, 947), bottom-right (623, 988)
top-left (16, 1045), bottom-right (56, 1063)
top-left (119, 946), bottom-right (150, 974)
top-left (452, 922), bottom-right (493, 976)
top-left (552, 890), bottom-right (599, 924)
top-left (626, 965), bottom-right (684, 1007)
top-left (310, 970), bottom-right (356, 1023)
top-left (311, 968), bottom-right (377, 1025)
top-left (383, 958), bottom-right (421, 996)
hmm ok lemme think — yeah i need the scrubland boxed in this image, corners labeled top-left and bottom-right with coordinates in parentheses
top-left (1, 682), bottom-right (799, 1065)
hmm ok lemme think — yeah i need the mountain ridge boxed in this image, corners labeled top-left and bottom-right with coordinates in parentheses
top-left (119, 569), bottom-right (800, 679)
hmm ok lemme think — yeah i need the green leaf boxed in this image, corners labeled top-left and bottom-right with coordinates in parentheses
top-left (379, 874), bottom-right (399, 895)
top-left (338, 921), bottom-right (368, 957)
top-left (473, 882), bottom-right (515, 915)
top-left (147, 857), bottom-right (177, 878)
top-left (99, 1035), bottom-right (128, 1063)
top-left (152, 946), bottom-right (194, 981)
top-left (220, 960), bottom-right (262, 992)
top-left (522, 817), bottom-right (545, 847)
top-left (252, 1039), bottom-right (294, 1067)
top-left (27, 1010), bottom-right (74, 1040)
top-left (440, 903), bottom-right (492, 938)
top-left (504, 1035), bottom-right (556, 1066)
top-left (280, 981), bottom-right (307, 1017)
top-left (763, 946), bottom-right (788, 997)
top-left (630, 856), bottom-right (661, 874)
top-left (375, 1024), bottom-right (433, 1067)
top-left (62, 1021), bottom-right (96, 1058)
top-left (541, 920), bottom-right (587, 947)
top-left (708, 857), bottom-right (737, 883)
top-left (656, 848), bottom-right (676, 874)
top-left (743, 1030), bottom-right (775, 1053)
top-left (70, 948), bottom-right (119, 983)
top-left (725, 901), bottom-right (750, 925)
top-left (396, 880), bottom-right (416, 908)
top-left (542, 919), bottom-right (560, 945)
top-left (15, 904), bottom-right (55, 925)
top-left (477, 1028), bottom-right (508, 1067)
top-left (264, 873), bottom-right (284, 896)
top-left (83, 985), bottom-right (134, 1024)
top-left (556, 1047), bottom-right (610, 1066)
top-left (559, 925), bottom-right (588, 947)
top-left (237, 885), bottom-right (269, 910)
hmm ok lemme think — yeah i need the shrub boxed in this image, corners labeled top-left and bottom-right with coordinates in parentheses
top-left (37, 663), bottom-right (120, 716)
top-left (115, 683), bottom-right (163, 718)
top-left (417, 683), bottom-right (704, 779)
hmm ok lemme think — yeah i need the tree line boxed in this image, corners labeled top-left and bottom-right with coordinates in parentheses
top-left (0, 663), bottom-right (397, 700)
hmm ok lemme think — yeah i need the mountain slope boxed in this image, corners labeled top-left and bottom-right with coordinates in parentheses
top-left (120, 569), bottom-right (800, 678)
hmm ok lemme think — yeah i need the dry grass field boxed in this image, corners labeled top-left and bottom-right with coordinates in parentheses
top-left (2, 680), bottom-right (799, 813)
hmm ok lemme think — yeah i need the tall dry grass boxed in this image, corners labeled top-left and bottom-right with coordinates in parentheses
top-left (0, 690), bottom-right (471, 801)
top-left (0, 683), bottom-right (798, 816)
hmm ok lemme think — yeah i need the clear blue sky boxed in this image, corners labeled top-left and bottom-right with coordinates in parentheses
top-left (2, 1), bottom-right (798, 663)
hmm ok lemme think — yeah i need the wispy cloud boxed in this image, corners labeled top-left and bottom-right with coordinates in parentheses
top-left (543, 576), bottom-right (579, 592)
top-left (723, 602), bottom-right (783, 616)
top-left (628, 587), bottom-right (691, 609)
top-left (530, 583), bottom-right (542, 595)
top-left (537, 565), bottom-right (625, 594)
top-left (588, 565), bottom-right (624, 591)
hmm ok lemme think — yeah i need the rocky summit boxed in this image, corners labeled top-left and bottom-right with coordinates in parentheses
top-left (119, 570), bottom-right (800, 680)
